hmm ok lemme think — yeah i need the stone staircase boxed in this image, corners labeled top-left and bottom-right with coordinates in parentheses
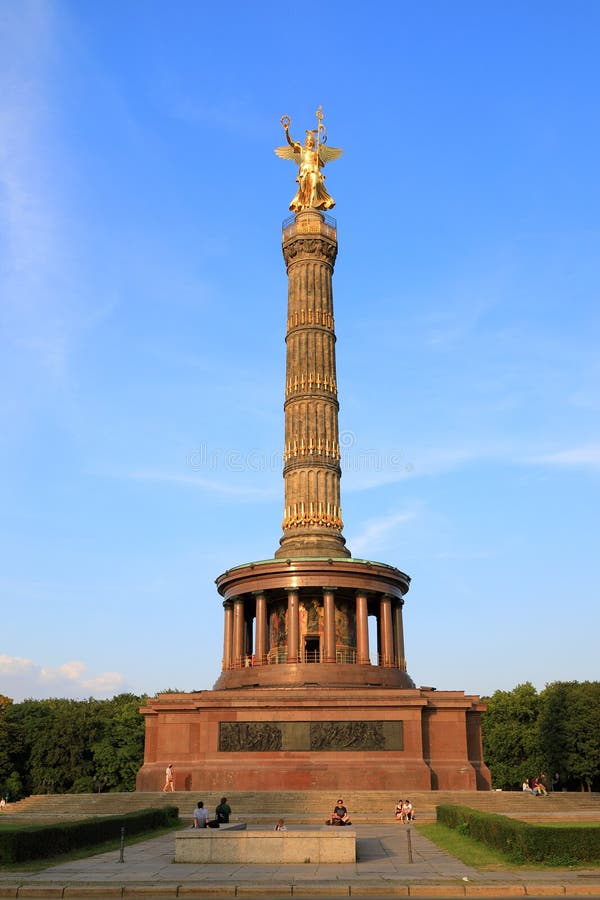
top-left (5, 790), bottom-right (600, 825)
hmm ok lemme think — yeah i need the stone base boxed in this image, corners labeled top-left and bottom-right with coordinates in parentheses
top-left (137, 685), bottom-right (491, 792)
top-left (175, 827), bottom-right (356, 864)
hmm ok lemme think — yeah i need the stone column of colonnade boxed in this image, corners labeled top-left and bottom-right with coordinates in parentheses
top-left (221, 587), bottom-right (407, 671)
top-left (275, 208), bottom-right (351, 560)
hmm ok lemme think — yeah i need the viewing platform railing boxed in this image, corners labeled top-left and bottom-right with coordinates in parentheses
top-left (224, 647), bottom-right (406, 670)
top-left (282, 213), bottom-right (337, 242)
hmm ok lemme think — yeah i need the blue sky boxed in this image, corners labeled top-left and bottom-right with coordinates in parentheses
top-left (1, 0), bottom-right (599, 702)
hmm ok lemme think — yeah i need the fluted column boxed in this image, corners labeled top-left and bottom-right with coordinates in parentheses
top-left (286, 588), bottom-right (299, 663)
top-left (355, 590), bottom-right (370, 664)
top-left (323, 587), bottom-right (337, 663)
top-left (393, 598), bottom-right (406, 670)
top-left (380, 594), bottom-right (394, 667)
top-left (254, 591), bottom-right (267, 665)
top-left (232, 596), bottom-right (245, 667)
top-left (222, 601), bottom-right (233, 670)
top-left (275, 209), bottom-right (350, 559)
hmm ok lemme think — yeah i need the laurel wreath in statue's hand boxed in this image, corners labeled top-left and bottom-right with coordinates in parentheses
top-left (281, 115), bottom-right (291, 130)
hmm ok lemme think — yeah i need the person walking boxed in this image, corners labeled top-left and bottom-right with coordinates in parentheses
top-left (162, 764), bottom-right (175, 792)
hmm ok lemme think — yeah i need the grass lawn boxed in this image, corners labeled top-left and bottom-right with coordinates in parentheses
top-left (0, 821), bottom-right (181, 873)
top-left (415, 822), bottom-right (600, 871)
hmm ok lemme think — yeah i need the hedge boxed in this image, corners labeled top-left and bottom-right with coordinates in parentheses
top-left (436, 804), bottom-right (600, 865)
top-left (0, 806), bottom-right (179, 864)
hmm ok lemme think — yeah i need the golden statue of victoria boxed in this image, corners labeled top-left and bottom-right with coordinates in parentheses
top-left (274, 106), bottom-right (343, 211)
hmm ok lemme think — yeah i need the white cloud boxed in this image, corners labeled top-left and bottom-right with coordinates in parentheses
top-left (81, 672), bottom-right (127, 695)
top-left (343, 444), bottom-right (500, 491)
top-left (121, 467), bottom-right (278, 500)
top-left (524, 444), bottom-right (600, 470)
top-left (348, 510), bottom-right (416, 557)
top-left (0, 655), bottom-right (127, 702)
top-left (0, 1), bottom-right (112, 393)
top-left (40, 661), bottom-right (87, 682)
top-left (0, 654), bottom-right (34, 675)
top-left (343, 439), bottom-right (600, 493)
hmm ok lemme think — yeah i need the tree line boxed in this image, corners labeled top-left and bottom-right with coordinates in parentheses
top-left (0, 681), bottom-right (598, 799)
top-left (0, 693), bottom-right (145, 799)
top-left (482, 681), bottom-right (600, 792)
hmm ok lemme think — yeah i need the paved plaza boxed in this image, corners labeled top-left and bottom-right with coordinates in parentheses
top-left (0, 824), bottom-right (599, 898)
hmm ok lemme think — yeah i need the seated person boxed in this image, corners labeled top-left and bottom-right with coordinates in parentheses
top-left (215, 797), bottom-right (231, 823)
top-left (403, 799), bottom-right (414, 822)
top-left (329, 798), bottom-right (351, 825)
top-left (522, 779), bottom-right (536, 795)
top-left (274, 818), bottom-right (287, 831)
top-left (192, 800), bottom-right (210, 828)
top-left (395, 799), bottom-right (404, 822)
top-left (532, 776), bottom-right (547, 796)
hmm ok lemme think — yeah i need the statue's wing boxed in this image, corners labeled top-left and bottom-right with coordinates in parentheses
top-left (274, 145), bottom-right (300, 161)
top-left (318, 145), bottom-right (343, 164)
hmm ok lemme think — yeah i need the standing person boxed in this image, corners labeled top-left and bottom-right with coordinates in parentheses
top-left (162, 764), bottom-right (175, 792)
top-left (192, 801), bottom-right (210, 828)
top-left (215, 797), bottom-right (231, 823)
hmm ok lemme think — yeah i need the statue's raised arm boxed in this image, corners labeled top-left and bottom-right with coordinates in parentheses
top-left (274, 108), bottom-right (343, 212)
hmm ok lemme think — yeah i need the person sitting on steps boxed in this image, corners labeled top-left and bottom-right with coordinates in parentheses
top-left (192, 800), bottom-right (210, 828)
top-left (329, 798), bottom-right (351, 826)
top-left (215, 797), bottom-right (232, 823)
top-left (532, 776), bottom-right (547, 796)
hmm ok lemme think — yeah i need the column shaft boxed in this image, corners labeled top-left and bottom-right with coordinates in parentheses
top-left (323, 588), bottom-right (336, 663)
top-left (255, 591), bottom-right (267, 665)
top-left (232, 597), bottom-right (245, 667)
top-left (222, 601), bottom-right (233, 671)
top-left (287, 589), bottom-right (299, 663)
top-left (380, 594), bottom-right (394, 667)
top-left (393, 599), bottom-right (406, 670)
top-left (355, 591), bottom-right (370, 664)
top-left (275, 210), bottom-right (350, 559)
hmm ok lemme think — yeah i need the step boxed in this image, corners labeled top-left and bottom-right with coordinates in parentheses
top-left (8, 790), bottom-right (599, 823)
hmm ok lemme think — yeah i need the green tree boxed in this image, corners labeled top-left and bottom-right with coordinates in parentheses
top-left (0, 696), bottom-right (17, 798)
top-left (482, 682), bottom-right (543, 789)
top-left (27, 699), bottom-right (100, 793)
top-left (539, 681), bottom-right (600, 792)
top-left (1, 700), bottom-right (52, 797)
top-left (90, 694), bottom-right (146, 792)
top-left (0, 694), bottom-right (146, 797)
